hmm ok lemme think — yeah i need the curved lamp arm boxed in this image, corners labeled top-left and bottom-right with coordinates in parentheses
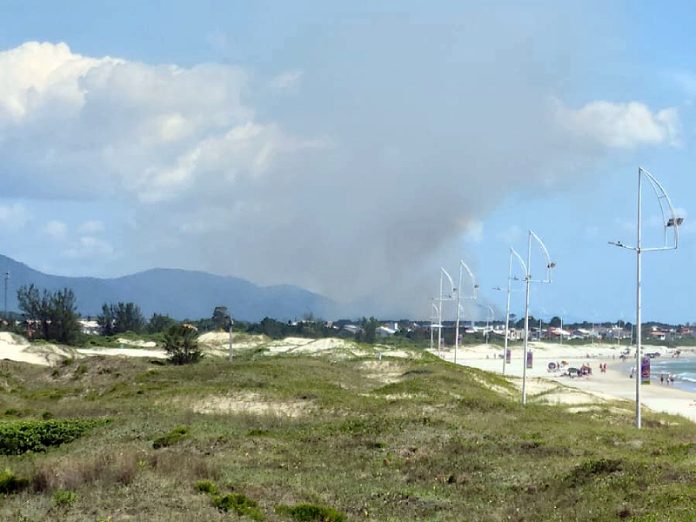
top-left (458, 260), bottom-right (479, 299)
top-left (441, 267), bottom-right (455, 298)
top-left (529, 230), bottom-right (555, 283)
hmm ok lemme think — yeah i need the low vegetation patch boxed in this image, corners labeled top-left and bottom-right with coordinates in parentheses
top-left (53, 489), bottom-right (77, 507)
top-left (194, 479), bottom-right (218, 495)
top-left (0, 468), bottom-right (29, 494)
top-left (213, 492), bottom-right (264, 520)
top-left (276, 503), bottom-right (346, 522)
top-left (152, 425), bottom-right (189, 449)
top-left (0, 418), bottom-right (109, 455)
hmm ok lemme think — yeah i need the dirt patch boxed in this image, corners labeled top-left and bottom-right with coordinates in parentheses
top-left (358, 361), bottom-right (405, 384)
top-left (191, 392), bottom-right (312, 417)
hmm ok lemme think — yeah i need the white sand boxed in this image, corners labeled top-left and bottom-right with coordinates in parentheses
top-left (438, 342), bottom-right (696, 423)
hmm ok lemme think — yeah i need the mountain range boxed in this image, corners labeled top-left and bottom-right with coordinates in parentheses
top-left (0, 255), bottom-right (335, 322)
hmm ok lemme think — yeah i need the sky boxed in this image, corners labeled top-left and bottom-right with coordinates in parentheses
top-left (0, 1), bottom-right (695, 322)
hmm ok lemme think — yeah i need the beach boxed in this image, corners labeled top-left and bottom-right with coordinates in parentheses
top-left (438, 341), bottom-right (696, 423)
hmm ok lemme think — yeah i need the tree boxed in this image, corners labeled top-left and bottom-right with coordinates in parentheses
top-left (17, 284), bottom-right (81, 345)
top-left (98, 302), bottom-right (145, 335)
top-left (549, 316), bottom-right (561, 328)
top-left (212, 306), bottom-right (232, 331)
top-left (147, 313), bottom-right (177, 334)
top-left (515, 315), bottom-right (536, 329)
top-left (163, 324), bottom-right (202, 365)
top-left (356, 317), bottom-right (379, 344)
top-left (97, 304), bottom-right (115, 336)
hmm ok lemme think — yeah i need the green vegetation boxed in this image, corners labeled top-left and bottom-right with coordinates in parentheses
top-left (53, 489), bottom-right (77, 507)
top-left (194, 479), bottom-right (219, 495)
top-left (277, 503), bottom-right (346, 522)
top-left (152, 425), bottom-right (189, 449)
top-left (163, 324), bottom-right (203, 364)
top-left (213, 492), bottom-right (264, 520)
top-left (98, 302), bottom-right (146, 335)
top-left (0, 418), bottom-right (109, 455)
top-left (0, 468), bottom-right (29, 494)
top-left (0, 346), bottom-right (696, 519)
top-left (16, 284), bottom-right (81, 344)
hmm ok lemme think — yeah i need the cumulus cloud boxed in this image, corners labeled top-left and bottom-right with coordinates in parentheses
top-left (0, 41), bottom-right (319, 203)
top-left (0, 203), bottom-right (29, 230)
top-left (555, 100), bottom-right (680, 148)
top-left (42, 220), bottom-right (68, 240)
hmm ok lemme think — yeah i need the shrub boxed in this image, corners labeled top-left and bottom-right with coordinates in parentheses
top-left (0, 418), bottom-right (109, 455)
top-left (153, 425), bottom-right (189, 449)
top-left (213, 493), bottom-right (264, 520)
top-left (53, 489), bottom-right (77, 507)
top-left (0, 468), bottom-right (29, 494)
top-left (277, 503), bottom-right (346, 522)
top-left (163, 324), bottom-right (203, 365)
top-left (194, 479), bottom-right (218, 495)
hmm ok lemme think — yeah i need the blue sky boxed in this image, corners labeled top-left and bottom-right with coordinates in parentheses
top-left (0, 1), bottom-right (695, 322)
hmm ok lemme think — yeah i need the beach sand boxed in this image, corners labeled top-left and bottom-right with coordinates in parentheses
top-left (436, 342), bottom-right (696, 423)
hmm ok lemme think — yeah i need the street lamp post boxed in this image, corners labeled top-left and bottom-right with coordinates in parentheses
top-left (499, 248), bottom-right (527, 375)
top-left (521, 230), bottom-right (555, 405)
top-left (609, 167), bottom-right (682, 429)
top-left (437, 268), bottom-right (455, 356)
top-left (430, 301), bottom-right (439, 351)
top-left (484, 304), bottom-right (494, 345)
top-left (454, 261), bottom-right (478, 364)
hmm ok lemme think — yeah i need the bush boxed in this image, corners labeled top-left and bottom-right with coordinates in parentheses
top-left (0, 468), bottom-right (29, 494)
top-left (277, 503), bottom-right (346, 522)
top-left (213, 493), bottom-right (264, 520)
top-left (53, 489), bottom-right (77, 507)
top-left (194, 479), bottom-right (218, 495)
top-left (0, 418), bottom-right (109, 455)
top-left (163, 324), bottom-right (203, 365)
top-left (153, 426), bottom-right (189, 449)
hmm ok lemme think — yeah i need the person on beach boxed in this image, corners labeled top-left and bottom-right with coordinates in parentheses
top-left (670, 374), bottom-right (675, 385)
top-left (661, 373), bottom-right (664, 384)
top-left (630, 368), bottom-right (634, 379)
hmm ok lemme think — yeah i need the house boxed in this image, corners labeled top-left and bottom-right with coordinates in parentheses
top-left (79, 319), bottom-right (100, 335)
top-left (376, 325), bottom-right (397, 337)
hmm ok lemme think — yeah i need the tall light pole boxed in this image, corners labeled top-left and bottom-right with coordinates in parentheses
top-left (484, 304), bottom-right (494, 345)
top-left (521, 230), bottom-right (555, 405)
top-left (437, 268), bottom-right (455, 356)
top-left (610, 167), bottom-right (682, 429)
top-left (429, 301), bottom-right (439, 350)
top-left (498, 248), bottom-right (527, 375)
top-left (454, 261), bottom-right (478, 364)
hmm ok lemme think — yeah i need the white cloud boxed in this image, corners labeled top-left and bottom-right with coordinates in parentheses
top-left (42, 220), bottom-right (68, 240)
top-left (78, 220), bottom-right (105, 234)
top-left (62, 236), bottom-right (114, 259)
top-left (0, 41), bottom-right (320, 203)
top-left (555, 100), bottom-right (680, 148)
top-left (0, 203), bottom-right (29, 229)
top-left (269, 70), bottom-right (303, 91)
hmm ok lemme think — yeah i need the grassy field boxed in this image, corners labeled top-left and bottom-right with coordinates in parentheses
top-left (0, 346), bottom-right (694, 521)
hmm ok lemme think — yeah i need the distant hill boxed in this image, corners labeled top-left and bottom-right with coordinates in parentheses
top-left (0, 255), bottom-right (335, 321)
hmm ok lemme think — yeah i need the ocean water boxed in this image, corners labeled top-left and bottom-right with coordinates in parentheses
top-left (647, 357), bottom-right (696, 393)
